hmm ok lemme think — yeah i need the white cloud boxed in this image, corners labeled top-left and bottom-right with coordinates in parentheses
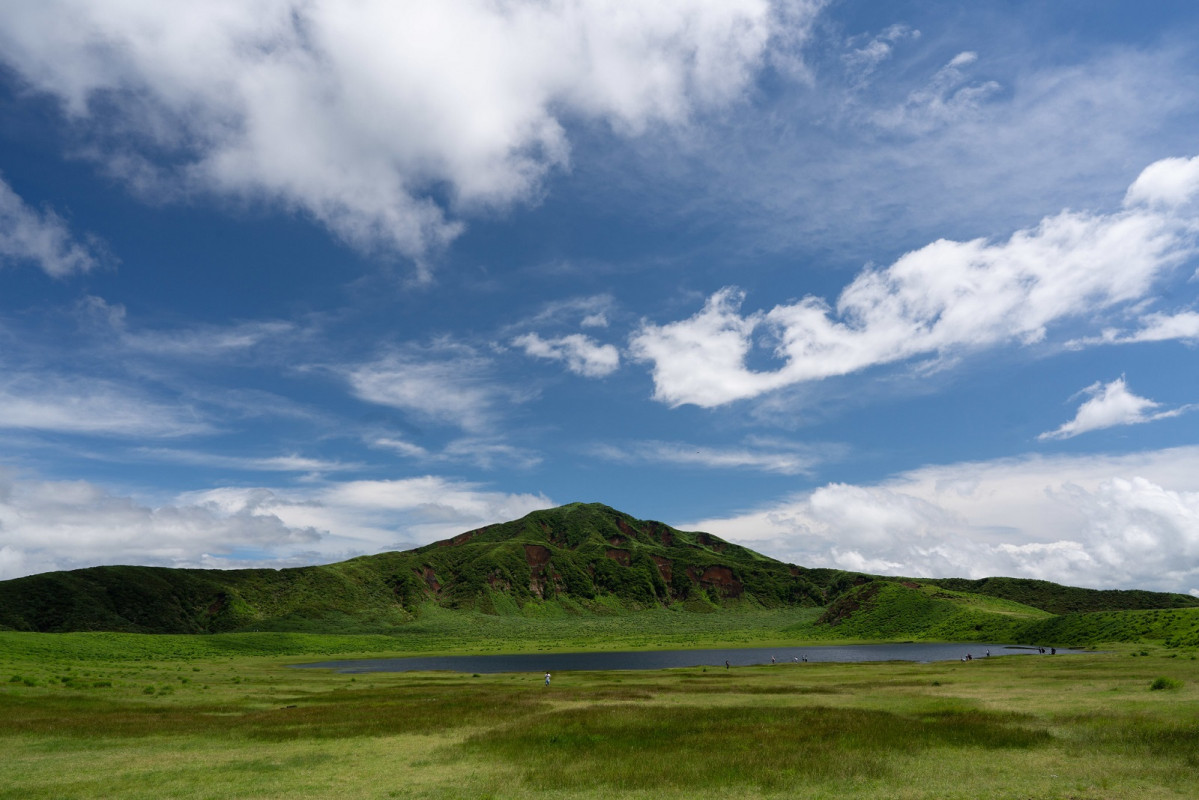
top-left (591, 438), bottom-right (824, 475)
top-left (0, 375), bottom-right (209, 437)
top-left (0, 473), bottom-right (321, 580)
top-left (0, 176), bottom-right (101, 277)
top-left (842, 24), bottom-right (919, 86)
top-left (0, 470), bottom-right (553, 580)
top-left (512, 332), bottom-right (620, 377)
top-left (346, 346), bottom-right (530, 433)
top-left (134, 448), bottom-right (357, 473)
top-left (0, 0), bottom-right (798, 270)
top-left (870, 50), bottom-right (1000, 133)
top-left (631, 155), bottom-right (1199, 408)
top-left (120, 319), bottom-right (298, 358)
top-left (185, 476), bottom-right (553, 561)
top-left (372, 435), bottom-right (542, 470)
top-left (1039, 377), bottom-right (1189, 441)
top-left (685, 447), bottom-right (1199, 593)
top-left (1072, 310), bottom-right (1199, 347)
top-left (1124, 155), bottom-right (1199, 209)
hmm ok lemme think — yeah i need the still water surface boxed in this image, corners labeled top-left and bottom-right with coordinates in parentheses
top-left (296, 643), bottom-right (1082, 674)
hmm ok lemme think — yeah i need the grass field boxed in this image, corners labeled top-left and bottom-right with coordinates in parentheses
top-left (2, 624), bottom-right (1197, 799)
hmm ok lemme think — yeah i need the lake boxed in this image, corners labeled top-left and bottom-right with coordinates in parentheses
top-left (295, 642), bottom-right (1083, 674)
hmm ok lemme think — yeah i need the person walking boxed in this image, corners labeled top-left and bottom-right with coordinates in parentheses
top-left (544, 672), bottom-right (551, 687)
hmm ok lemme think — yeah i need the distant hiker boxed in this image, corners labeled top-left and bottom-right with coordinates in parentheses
top-left (802, 655), bottom-right (807, 662)
top-left (725, 660), bottom-right (730, 670)
top-left (544, 672), bottom-right (551, 687)
top-left (1051, 647), bottom-right (1056, 655)
top-left (771, 656), bottom-right (776, 664)
top-left (986, 650), bottom-right (991, 657)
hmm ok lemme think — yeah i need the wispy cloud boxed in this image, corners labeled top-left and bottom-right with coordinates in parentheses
top-left (591, 438), bottom-right (828, 475)
top-left (1069, 310), bottom-right (1199, 348)
top-left (0, 177), bottom-right (103, 277)
top-left (870, 51), bottom-right (1001, 133)
top-left (1039, 377), bottom-right (1191, 441)
top-left (630, 155), bottom-right (1199, 408)
top-left (0, 374), bottom-right (209, 438)
top-left (842, 24), bottom-right (920, 87)
top-left (372, 435), bottom-right (541, 471)
top-left (134, 448), bottom-right (359, 474)
top-left (346, 344), bottom-right (532, 433)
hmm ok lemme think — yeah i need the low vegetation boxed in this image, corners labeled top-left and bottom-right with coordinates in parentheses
top-left (1, 630), bottom-right (1196, 799)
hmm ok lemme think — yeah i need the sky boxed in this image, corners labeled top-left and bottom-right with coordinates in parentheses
top-left (1, 0), bottom-right (1198, 595)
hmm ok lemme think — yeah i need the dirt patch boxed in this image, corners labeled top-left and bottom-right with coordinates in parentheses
top-left (687, 565), bottom-right (743, 597)
top-left (648, 522), bottom-right (674, 546)
top-left (421, 565), bottom-right (441, 593)
top-left (696, 532), bottom-right (726, 553)
top-left (525, 544), bottom-right (552, 598)
top-left (605, 549), bottom-right (631, 567)
top-left (818, 582), bottom-right (880, 626)
top-left (651, 555), bottom-right (673, 583)
top-left (439, 529), bottom-right (482, 547)
top-left (524, 544), bottom-right (551, 567)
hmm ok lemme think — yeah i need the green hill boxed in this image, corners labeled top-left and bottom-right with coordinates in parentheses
top-left (0, 503), bottom-right (826, 634)
top-left (1, 502), bottom-right (1196, 644)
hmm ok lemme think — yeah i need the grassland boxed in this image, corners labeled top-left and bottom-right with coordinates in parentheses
top-left (3, 620), bottom-right (1198, 800)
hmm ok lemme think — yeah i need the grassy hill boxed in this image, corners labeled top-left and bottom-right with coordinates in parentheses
top-left (1, 502), bottom-right (1196, 646)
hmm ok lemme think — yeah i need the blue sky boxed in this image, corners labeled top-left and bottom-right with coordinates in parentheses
top-left (1, 0), bottom-right (1198, 594)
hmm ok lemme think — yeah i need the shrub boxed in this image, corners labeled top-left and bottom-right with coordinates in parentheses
top-left (1149, 677), bottom-right (1183, 691)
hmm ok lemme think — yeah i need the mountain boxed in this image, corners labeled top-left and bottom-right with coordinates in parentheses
top-left (1, 502), bottom-right (1196, 638)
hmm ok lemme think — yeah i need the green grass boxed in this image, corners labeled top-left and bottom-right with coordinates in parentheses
top-left (2, 629), bottom-right (1198, 799)
top-left (2, 623), bottom-right (1199, 800)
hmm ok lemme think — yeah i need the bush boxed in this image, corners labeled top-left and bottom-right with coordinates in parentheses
top-left (1150, 677), bottom-right (1183, 691)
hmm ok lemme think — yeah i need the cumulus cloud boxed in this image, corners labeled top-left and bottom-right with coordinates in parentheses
top-left (631, 155), bottom-right (1199, 407)
top-left (0, 177), bottom-right (102, 276)
top-left (0, 474), bottom-right (321, 580)
top-left (184, 477), bottom-right (552, 561)
top-left (0, 1), bottom-right (799, 270)
top-left (1039, 377), bottom-right (1189, 441)
top-left (1124, 155), bottom-right (1199, 209)
top-left (685, 447), bottom-right (1199, 593)
top-left (512, 332), bottom-right (620, 377)
top-left (0, 471), bottom-right (553, 580)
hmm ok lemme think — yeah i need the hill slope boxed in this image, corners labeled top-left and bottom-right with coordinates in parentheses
top-left (1, 502), bottom-right (1196, 641)
top-left (0, 503), bottom-right (826, 633)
